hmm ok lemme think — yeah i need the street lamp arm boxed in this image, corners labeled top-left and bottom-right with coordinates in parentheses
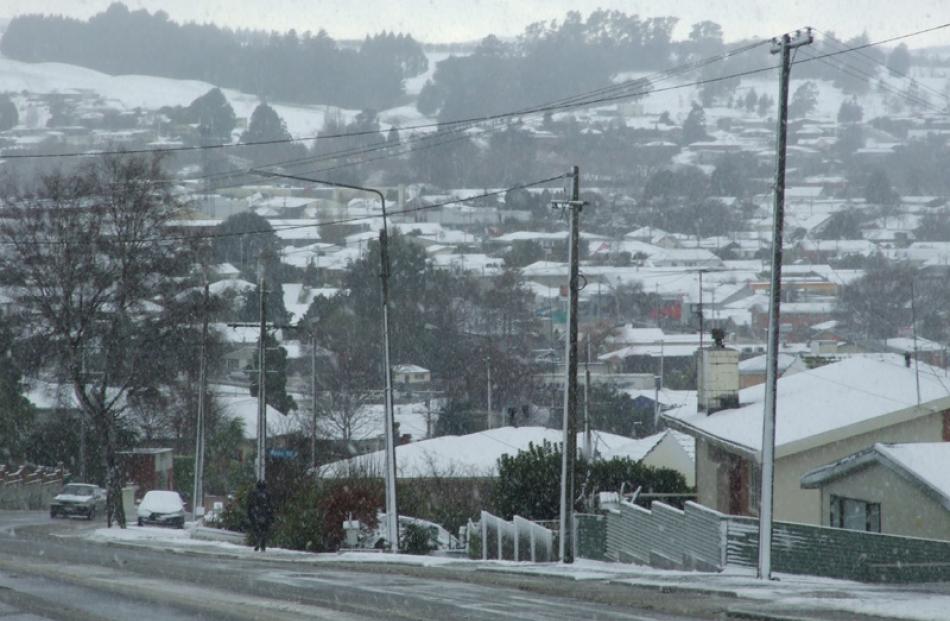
top-left (250, 170), bottom-right (387, 220)
top-left (250, 168), bottom-right (396, 553)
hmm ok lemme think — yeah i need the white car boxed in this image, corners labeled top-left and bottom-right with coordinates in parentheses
top-left (50, 483), bottom-right (106, 520)
top-left (136, 491), bottom-right (186, 529)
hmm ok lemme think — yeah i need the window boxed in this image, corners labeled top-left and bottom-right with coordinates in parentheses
top-left (830, 495), bottom-right (881, 532)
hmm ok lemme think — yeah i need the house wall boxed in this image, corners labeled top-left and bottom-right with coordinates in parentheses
top-left (695, 411), bottom-right (946, 524)
top-left (641, 436), bottom-right (695, 487)
top-left (817, 462), bottom-right (950, 541)
top-left (773, 411), bottom-right (945, 524)
top-left (695, 438), bottom-right (725, 511)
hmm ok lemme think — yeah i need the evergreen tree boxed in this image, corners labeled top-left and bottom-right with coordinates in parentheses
top-left (789, 81), bottom-right (819, 118)
top-left (886, 43), bottom-right (911, 77)
top-left (0, 94), bottom-right (18, 132)
top-left (242, 102), bottom-right (292, 144)
top-left (757, 92), bottom-right (774, 117)
top-left (837, 98), bottom-right (863, 124)
top-left (386, 125), bottom-right (400, 146)
top-left (0, 319), bottom-right (34, 462)
top-left (246, 332), bottom-right (296, 414)
top-left (188, 88), bottom-right (236, 142)
top-left (864, 168), bottom-right (899, 206)
top-left (680, 103), bottom-right (709, 144)
top-left (240, 101), bottom-right (305, 165)
top-left (743, 88), bottom-right (758, 112)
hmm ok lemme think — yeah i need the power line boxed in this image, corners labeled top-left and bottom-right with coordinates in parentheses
top-left (176, 41), bottom-right (775, 189)
top-left (0, 173), bottom-right (571, 246)
top-left (813, 29), bottom-right (949, 105)
top-left (4, 22), bottom-right (947, 165)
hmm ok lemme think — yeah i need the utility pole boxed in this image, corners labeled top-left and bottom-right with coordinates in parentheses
top-left (311, 330), bottom-right (318, 470)
top-left (192, 280), bottom-right (209, 518)
top-left (910, 280), bottom-right (921, 408)
top-left (583, 337), bottom-right (592, 460)
top-left (256, 269), bottom-right (267, 483)
top-left (379, 226), bottom-right (399, 554)
top-left (556, 166), bottom-right (584, 564)
top-left (698, 270), bottom-right (705, 350)
top-left (758, 28), bottom-right (813, 581)
top-left (250, 170), bottom-right (398, 553)
top-left (485, 356), bottom-right (492, 425)
top-left (697, 270), bottom-right (705, 412)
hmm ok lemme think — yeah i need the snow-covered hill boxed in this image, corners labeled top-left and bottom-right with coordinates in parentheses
top-left (0, 54), bottom-right (439, 138)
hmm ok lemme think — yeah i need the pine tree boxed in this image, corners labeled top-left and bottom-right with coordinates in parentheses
top-left (681, 103), bottom-right (709, 144)
top-left (188, 88), bottom-right (236, 142)
top-left (0, 94), bottom-right (18, 132)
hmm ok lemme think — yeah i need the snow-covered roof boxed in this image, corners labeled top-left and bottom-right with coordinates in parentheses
top-left (321, 426), bottom-right (650, 478)
top-left (801, 442), bottom-right (950, 510)
top-left (884, 337), bottom-right (946, 354)
top-left (737, 353), bottom-right (800, 374)
top-left (393, 364), bottom-right (429, 374)
top-left (663, 355), bottom-right (950, 459)
top-left (212, 385), bottom-right (292, 440)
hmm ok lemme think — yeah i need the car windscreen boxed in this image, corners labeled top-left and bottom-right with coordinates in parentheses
top-left (140, 492), bottom-right (183, 513)
top-left (61, 485), bottom-right (95, 496)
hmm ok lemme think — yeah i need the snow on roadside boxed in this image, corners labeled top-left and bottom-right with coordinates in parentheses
top-left (85, 525), bottom-right (950, 620)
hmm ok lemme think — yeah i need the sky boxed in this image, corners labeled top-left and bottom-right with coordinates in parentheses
top-left (2, 0), bottom-right (948, 48)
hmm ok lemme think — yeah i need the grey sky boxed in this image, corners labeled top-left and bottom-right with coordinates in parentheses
top-left (2, 1), bottom-right (948, 47)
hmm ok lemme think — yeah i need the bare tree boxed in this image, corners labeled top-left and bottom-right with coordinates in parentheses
top-left (0, 154), bottom-right (194, 527)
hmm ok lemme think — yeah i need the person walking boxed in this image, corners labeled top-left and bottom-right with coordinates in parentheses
top-left (247, 480), bottom-right (274, 551)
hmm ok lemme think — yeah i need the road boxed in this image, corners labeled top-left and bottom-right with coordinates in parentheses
top-left (0, 511), bottom-right (714, 621)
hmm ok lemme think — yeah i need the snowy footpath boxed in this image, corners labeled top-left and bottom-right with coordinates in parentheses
top-left (84, 523), bottom-right (950, 621)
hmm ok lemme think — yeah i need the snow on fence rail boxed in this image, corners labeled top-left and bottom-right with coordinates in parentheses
top-left (473, 511), bottom-right (557, 562)
top-left (604, 500), bottom-right (726, 571)
top-left (603, 498), bottom-right (950, 583)
top-left (0, 464), bottom-right (67, 510)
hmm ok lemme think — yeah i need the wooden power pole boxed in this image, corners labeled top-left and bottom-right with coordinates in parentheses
top-left (759, 28), bottom-right (813, 581)
top-left (556, 166), bottom-right (585, 563)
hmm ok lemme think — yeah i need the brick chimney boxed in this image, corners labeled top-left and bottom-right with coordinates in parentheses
top-left (698, 328), bottom-right (740, 414)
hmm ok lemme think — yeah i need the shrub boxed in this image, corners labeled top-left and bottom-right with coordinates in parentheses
top-left (400, 522), bottom-right (437, 555)
top-left (271, 483), bottom-right (325, 552)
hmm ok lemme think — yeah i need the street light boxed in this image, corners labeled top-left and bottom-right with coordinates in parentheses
top-left (252, 170), bottom-right (399, 553)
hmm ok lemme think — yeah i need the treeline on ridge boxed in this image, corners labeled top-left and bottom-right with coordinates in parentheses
top-left (0, 2), bottom-right (427, 110)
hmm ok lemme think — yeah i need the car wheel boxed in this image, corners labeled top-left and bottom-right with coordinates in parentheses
top-left (137, 518), bottom-right (143, 527)
top-left (176, 519), bottom-right (185, 529)
top-left (50, 510), bottom-right (57, 519)
top-left (87, 508), bottom-right (95, 521)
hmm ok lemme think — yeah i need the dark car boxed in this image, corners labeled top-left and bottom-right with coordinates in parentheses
top-left (50, 483), bottom-right (106, 520)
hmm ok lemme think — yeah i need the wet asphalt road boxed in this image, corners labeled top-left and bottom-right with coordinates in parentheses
top-left (0, 511), bottom-right (711, 621)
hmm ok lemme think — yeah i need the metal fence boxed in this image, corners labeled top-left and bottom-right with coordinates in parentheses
top-left (604, 500), bottom-right (726, 570)
top-left (601, 499), bottom-right (950, 583)
top-left (473, 511), bottom-right (557, 562)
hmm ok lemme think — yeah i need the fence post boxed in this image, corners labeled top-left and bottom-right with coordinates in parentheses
top-left (572, 514), bottom-right (578, 562)
top-left (481, 513), bottom-right (488, 560)
top-left (497, 519), bottom-right (503, 560)
top-left (513, 519), bottom-right (520, 561)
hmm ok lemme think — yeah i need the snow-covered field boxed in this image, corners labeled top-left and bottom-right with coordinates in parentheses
top-left (0, 54), bottom-right (441, 139)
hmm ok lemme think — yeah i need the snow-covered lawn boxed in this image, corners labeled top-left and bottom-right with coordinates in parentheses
top-left (84, 524), bottom-right (950, 620)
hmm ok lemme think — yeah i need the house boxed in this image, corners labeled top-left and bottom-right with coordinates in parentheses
top-left (118, 448), bottom-right (174, 497)
top-left (392, 364), bottom-right (431, 385)
top-left (801, 443), bottom-right (950, 541)
top-left (663, 353), bottom-right (950, 525)
top-left (320, 426), bottom-right (693, 484)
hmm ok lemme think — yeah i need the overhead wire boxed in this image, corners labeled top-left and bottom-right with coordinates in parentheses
top-left (181, 39), bottom-right (775, 189)
top-left (0, 40), bottom-right (776, 163)
top-left (0, 172), bottom-right (572, 246)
